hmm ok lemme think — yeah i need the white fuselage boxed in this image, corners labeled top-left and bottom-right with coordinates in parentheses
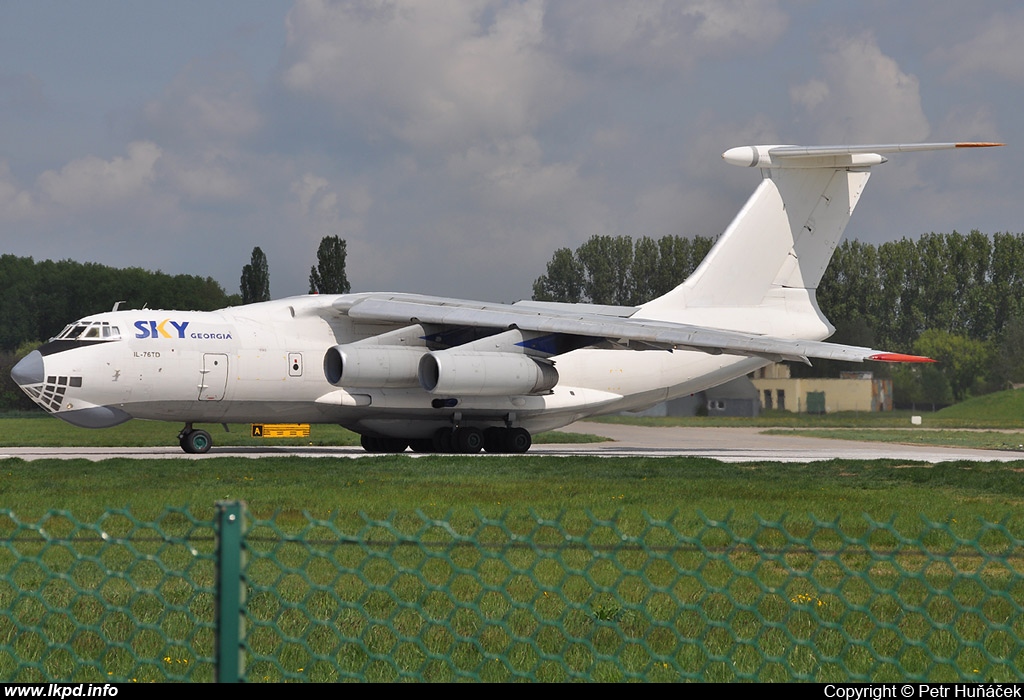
top-left (19, 293), bottom-right (824, 439)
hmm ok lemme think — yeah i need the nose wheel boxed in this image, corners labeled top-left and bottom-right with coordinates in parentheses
top-left (178, 424), bottom-right (212, 454)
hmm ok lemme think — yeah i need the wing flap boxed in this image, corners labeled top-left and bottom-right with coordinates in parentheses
top-left (343, 296), bottom-right (932, 365)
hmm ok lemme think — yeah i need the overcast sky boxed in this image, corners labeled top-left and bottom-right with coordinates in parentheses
top-left (0, 1), bottom-right (1019, 304)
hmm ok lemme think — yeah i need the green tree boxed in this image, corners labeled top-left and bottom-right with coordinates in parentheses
top-left (990, 232), bottom-right (1024, 335)
top-left (817, 240), bottom-right (882, 342)
top-left (240, 246), bottom-right (271, 304)
top-left (991, 313), bottom-right (1024, 389)
top-left (531, 234), bottom-right (715, 305)
top-left (576, 235), bottom-right (634, 305)
top-left (308, 236), bottom-right (350, 295)
top-left (532, 248), bottom-right (583, 303)
top-left (628, 236), bottom-right (661, 305)
top-left (913, 329), bottom-right (991, 402)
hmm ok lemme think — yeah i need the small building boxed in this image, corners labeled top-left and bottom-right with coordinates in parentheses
top-left (750, 364), bottom-right (893, 413)
top-left (703, 375), bottom-right (761, 417)
top-left (628, 376), bottom-right (761, 417)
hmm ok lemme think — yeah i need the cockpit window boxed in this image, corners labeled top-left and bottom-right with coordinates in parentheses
top-left (52, 321), bottom-right (122, 342)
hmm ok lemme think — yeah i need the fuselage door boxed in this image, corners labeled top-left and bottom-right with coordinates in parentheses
top-left (199, 354), bottom-right (229, 401)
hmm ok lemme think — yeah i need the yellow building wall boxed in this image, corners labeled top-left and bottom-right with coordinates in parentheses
top-left (750, 377), bottom-right (892, 413)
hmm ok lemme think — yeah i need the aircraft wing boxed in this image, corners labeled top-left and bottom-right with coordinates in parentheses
top-left (338, 294), bottom-right (932, 365)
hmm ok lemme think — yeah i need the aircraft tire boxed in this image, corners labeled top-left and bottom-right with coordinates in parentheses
top-left (181, 429), bottom-right (212, 454)
top-left (432, 427), bottom-right (454, 453)
top-left (454, 426), bottom-right (484, 453)
top-left (504, 428), bottom-right (531, 453)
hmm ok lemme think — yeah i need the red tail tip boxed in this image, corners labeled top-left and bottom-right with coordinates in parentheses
top-left (869, 353), bottom-right (936, 363)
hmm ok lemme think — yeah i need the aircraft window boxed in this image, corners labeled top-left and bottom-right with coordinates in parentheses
top-left (52, 321), bottom-right (122, 342)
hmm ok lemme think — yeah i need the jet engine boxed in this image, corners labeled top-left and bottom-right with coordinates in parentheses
top-left (418, 351), bottom-right (558, 396)
top-left (324, 345), bottom-right (425, 388)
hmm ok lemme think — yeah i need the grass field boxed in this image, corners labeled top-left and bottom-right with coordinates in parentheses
top-left (3, 452), bottom-right (1024, 524)
top-left (3, 454), bottom-right (1024, 682)
top-left (762, 427), bottom-right (1024, 451)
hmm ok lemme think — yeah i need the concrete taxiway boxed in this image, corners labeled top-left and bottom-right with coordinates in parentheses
top-left (2, 423), bottom-right (1022, 463)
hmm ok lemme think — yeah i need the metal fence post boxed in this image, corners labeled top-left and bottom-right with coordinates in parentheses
top-left (215, 500), bottom-right (246, 682)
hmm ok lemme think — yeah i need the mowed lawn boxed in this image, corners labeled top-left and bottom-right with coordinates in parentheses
top-left (3, 453), bottom-right (1024, 531)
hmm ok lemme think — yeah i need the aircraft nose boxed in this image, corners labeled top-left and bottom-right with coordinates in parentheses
top-left (11, 350), bottom-right (44, 387)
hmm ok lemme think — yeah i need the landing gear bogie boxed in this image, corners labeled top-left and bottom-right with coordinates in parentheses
top-left (361, 426), bottom-right (533, 455)
top-left (437, 426), bottom-right (532, 454)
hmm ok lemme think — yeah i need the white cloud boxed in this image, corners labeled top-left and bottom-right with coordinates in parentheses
top-left (37, 141), bottom-right (163, 211)
top-left (141, 56), bottom-right (264, 146)
top-left (162, 153), bottom-right (248, 203)
top-left (280, 0), bottom-right (573, 150)
top-left (291, 173), bottom-right (334, 217)
top-left (791, 34), bottom-right (929, 143)
top-left (289, 172), bottom-right (375, 245)
top-left (0, 162), bottom-right (34, 220)
top-left (546, 0), bottom-right (787, 69)
top-left (937, 11), bottom-right (1024, 82)
top-left (447, 136), bottom-right (583, 211)
top-left (790, 79), bottom-right (829, 112)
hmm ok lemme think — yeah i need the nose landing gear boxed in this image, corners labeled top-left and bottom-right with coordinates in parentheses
top-left (178, 424), bottom-right (212, 454)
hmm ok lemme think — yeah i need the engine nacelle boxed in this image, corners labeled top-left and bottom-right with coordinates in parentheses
top-left (324, 345), bottom-right (425, 388)
top-left (418, 351), bottom-right (558, 396)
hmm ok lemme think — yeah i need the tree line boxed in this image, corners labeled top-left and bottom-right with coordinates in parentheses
top-left (532, 234), bottom-right (715, 306)
top-left (817, 231), bottom-right (1024, 350)
top-left (814, 232), bottom-right (1024, 403)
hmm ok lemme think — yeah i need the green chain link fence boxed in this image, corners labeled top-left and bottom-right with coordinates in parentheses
top-left (0, 503), bottom-right (1021, 682)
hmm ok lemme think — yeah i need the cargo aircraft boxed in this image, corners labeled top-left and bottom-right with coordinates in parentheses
top-left (11, 141), bottom-right (1000, 453)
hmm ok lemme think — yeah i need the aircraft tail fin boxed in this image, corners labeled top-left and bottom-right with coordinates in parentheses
top-left (636, 142), bottom-right (1001, 319)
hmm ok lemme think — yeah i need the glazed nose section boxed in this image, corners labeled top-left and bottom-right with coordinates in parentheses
top-left (11, 350), bottom-right (44, 387)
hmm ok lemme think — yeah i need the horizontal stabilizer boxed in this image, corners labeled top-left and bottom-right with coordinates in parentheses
top-left (723, 142), bottom-right (1003, 168)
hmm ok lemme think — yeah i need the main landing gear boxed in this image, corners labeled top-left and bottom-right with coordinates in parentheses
top-left (359, 426), bottom-right (532, 454)
top-left (428, 426), bottom-right (532, 454)
top-left (178, 423), bottom-right (212, 454)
